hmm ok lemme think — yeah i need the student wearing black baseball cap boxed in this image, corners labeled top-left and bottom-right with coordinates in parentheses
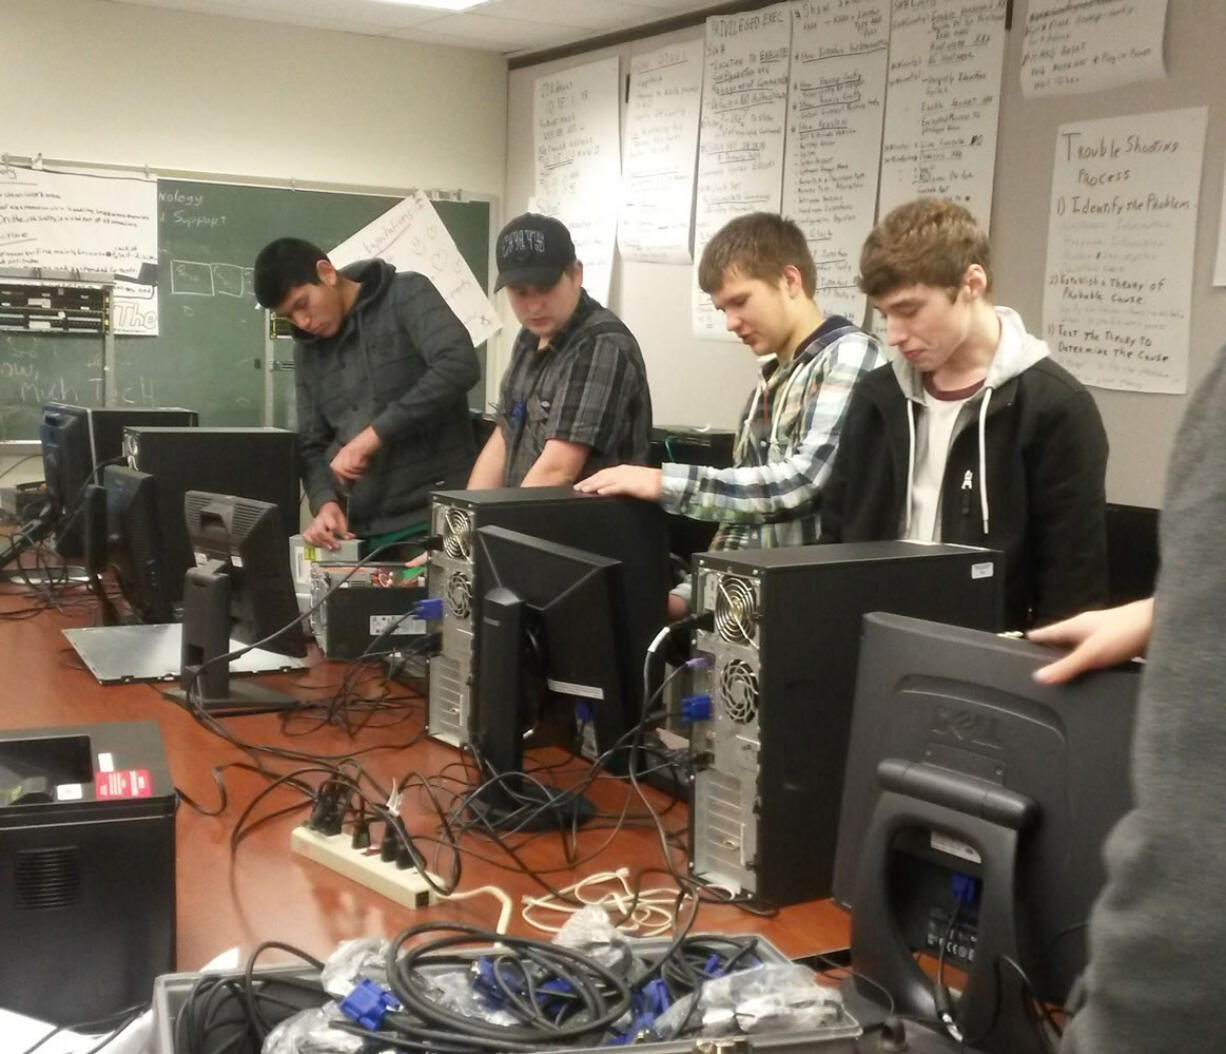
top-left (468, 213), bottom-right (653, 488)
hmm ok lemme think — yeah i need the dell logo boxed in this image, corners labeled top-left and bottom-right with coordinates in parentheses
top-left (931, 706), bottom-right (1003, 751)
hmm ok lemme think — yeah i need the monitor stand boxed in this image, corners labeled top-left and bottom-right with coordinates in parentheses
top-left (163, 561), bottom-right (299, 716)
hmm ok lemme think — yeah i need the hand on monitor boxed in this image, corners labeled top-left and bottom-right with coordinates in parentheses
top-left (574, 464), bottom-right (663, 501)
top-left (303, 501), bottom-right (355, 551)
top-left (1029, 597), bottom-right (1154, 684)
top-left (331, 425), bottom-right (382, 483)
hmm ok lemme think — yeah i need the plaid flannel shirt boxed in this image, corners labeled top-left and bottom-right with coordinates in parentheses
top-left (496, 290), bottom-right (652, 486)
top-left (659, 316), bottom-right (883, 550)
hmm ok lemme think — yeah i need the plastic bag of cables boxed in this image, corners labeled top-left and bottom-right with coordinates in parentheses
top-left (319, 937), bottom-right (392, 997)
top-left (262, 1004), bottom-right (369, 1053)
top-left (654, 963), bottom-right (845, 1040)
top-left (375, 921), bottom-right (636, 1051)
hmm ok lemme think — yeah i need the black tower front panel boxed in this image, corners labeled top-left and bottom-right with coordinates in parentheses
top-left (688, 541), bottom-right (1004, 906)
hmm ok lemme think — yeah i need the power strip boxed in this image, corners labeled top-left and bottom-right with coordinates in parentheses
top-left (290, 826), bottom-right (439, 910)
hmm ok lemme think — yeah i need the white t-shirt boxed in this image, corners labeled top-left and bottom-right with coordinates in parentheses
top-left (905, 376), bottom-right (985, 541)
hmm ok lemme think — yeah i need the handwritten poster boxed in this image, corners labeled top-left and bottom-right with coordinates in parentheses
top-left (1044, 108), bottom-right (1207, 394)
top-left (1021, 0), bottom-right (1167, 98)
top-left (878, 0), bottom-right (1007, 227)
top-left (0, 164), bottom-right (158, 335)
top-left (1213, 159), bottom-right (1226, 288)
top-left (328, 192), bottom-right (500, 347)
top-left (619, 40), bottom-right (705, 264)
top-left (692, 3), bottom-right (792, 340)
top-left (534, 56), bottom-right (622, 305)
top-left (783, 0), bottom-right (889, 324)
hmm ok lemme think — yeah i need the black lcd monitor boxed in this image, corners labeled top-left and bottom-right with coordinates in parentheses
top-left (38, 404), bottom-right (198, 559)
top-left (468, 525), bottom-right (630, 829)
top-left (37, 404), bottom-right (93, 557)
top-left (832, 612), bottom-right (1141, 1054)
top-left (163, 491), bottom-right (306, 714)
top-left (101, 465), bottom-right (175, 624)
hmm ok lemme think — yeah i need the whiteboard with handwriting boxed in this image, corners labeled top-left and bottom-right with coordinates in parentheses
top-left (1044, 107), bottom-right (1207, 394)
top-left (878, 0), bottom-right (1007, 227)
top-left (619, 40), bottom-right (705, 265)
top-left (692, 3), bottom-right (792, 340)
top-left (534, 56), bottom-right (621, 305)
top-left (783, 0), bottom-right (889, 324)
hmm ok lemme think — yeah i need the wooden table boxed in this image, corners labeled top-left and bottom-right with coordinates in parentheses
top-left (0, 572), bottom-right (852, 973)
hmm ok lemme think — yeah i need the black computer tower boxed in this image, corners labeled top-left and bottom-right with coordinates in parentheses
top-left (426, 487), bottom-right (669, 750)
top-left (39, 403), bottom-right (197, 557)
top-left (687, 541), bottom-right (1004, 906)
top-left (0, 721), bottom-right (176, 1024)
top-left (124, 426), bottom-right (299, 598)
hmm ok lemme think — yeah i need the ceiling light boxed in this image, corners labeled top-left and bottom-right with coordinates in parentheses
top-left (370, 0), bottom-right (492, 11)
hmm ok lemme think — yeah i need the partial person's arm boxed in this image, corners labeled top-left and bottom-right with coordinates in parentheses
top-left (520, 438), bottom-right (590, 487)
top-left (467, 428), bottom-right (508, 489)
top-left (1027, 388), bottom-right (1110, 624)
top-left (1028, 597), bottom-right (1153, 684)
top-left (301, 501), bottom-right (355, 551)
top-left (661, 336), bottom-right (879, 524)
top-left (369, 274), bottom-right (481, 444)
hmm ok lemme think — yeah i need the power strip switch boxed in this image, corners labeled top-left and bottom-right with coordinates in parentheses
top-left (290, 826), bottom-right (439, 911)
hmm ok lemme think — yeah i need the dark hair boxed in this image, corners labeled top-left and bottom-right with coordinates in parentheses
top-left (697, 213), bottom-right (817, 298)
top-left (253, 238), bottom-right (328, 308)
top-left (858, 198), bottom-right (992, 300)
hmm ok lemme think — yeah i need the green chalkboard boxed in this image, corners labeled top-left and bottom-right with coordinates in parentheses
top-left (0, 178), bottom-right (491, 439)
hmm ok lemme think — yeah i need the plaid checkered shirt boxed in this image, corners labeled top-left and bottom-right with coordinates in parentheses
top-left (659, 316), bottom-right (884, 550)
top-left (496, 290), bottom-right (652, 486)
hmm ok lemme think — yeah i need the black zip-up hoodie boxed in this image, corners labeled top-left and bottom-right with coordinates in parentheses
top-left (820, 307), bottom-right (1108, 628)
top-left (293, 259), bottom-right (479, 535)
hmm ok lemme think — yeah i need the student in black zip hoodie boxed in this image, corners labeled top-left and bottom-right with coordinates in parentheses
top-left (820, 199), bottom-right (1108, 629)
top-left (254, 238), bottom-right (479, 550)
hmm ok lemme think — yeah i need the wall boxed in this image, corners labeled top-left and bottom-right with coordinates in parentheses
top-left (0, 0), bottom-right (509, 485)
top-left (506, 1), bottom-right (1226, 506)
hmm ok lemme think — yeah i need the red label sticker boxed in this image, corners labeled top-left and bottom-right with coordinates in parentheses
top-left (94, 769), bottom-right (153, 799)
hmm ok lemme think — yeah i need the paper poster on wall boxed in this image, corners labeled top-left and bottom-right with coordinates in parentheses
top-left (328, 192), bottom-right (500, 348)
top-left (1044, 107), bottom-right (1207, 394)
top-left (619, 40), bottom-right (704, 265)
top-left (1214, 160), bottom-right (1226, 287)
top-left (693, 3), bottom-right (792, 340)
top-left (878, 0), bottom-right (1007, 229)
top-left (0, 164), bottom-right (159, 335)
top-left (1021, 0), bottom-right (1167, 99)
top-left (783, 0), bottom-right (889, 325)
top-left (534, 56), bottom-right (622, 305)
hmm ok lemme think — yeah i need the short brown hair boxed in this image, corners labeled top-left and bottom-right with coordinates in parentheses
top-left (858, 198), bottom-right (992, 300)
top-left (698, 213), bottom-right (816, 298)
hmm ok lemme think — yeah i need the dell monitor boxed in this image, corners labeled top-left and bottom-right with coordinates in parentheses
top-left (832, 612), bottom-right (1141, 1054)
top-left (101, 465), bottom-right (175, 624)
top-left (164, 491), bottom-right (307, 713)
top-left (468, 525), bottom-right (632, 829)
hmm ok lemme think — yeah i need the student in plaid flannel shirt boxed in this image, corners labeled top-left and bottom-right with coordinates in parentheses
top-left (577, 212), bottom-right (883, 616)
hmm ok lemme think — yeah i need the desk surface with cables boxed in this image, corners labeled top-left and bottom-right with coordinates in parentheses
top-left (0, 578), bottom-right (852, 975)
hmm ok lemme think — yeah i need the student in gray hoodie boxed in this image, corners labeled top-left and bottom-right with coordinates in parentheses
top-left (820, 199), bottom-right (1109, 629)
top-left (254, 238), bottom-right (479, 550)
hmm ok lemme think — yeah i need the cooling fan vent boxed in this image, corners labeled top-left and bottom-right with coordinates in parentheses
top-left (713, 574), bottom-right (759, 645)
top-left (718, 659), bottom-right (760, 725)
top-left (445, 570), bottom-right (472, 619)
top-left (441, 507), bottom-right (473, 561)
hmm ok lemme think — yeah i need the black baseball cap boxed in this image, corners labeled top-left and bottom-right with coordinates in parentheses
top-left (494, 213), bottom-right (576, 291)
